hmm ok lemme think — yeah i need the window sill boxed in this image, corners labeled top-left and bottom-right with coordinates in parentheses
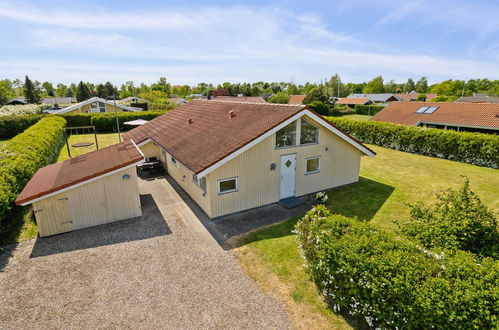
top-left (305, 170), bottom-right (320, 175)
top-left (275, 142), bottom-right (319, 150)
top-left (218, 189), bottom-right (238, 195)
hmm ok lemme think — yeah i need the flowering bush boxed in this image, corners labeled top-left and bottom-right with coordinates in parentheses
top-left (315, 191), bottom-right (329, 205)
top-left (295, 206), bottom-right (498, 328)
top-left (0, 104), bottom-right (51, 117)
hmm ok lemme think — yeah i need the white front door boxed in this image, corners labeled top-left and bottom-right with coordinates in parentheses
top-left (280, 154), bottom-right (296, 199)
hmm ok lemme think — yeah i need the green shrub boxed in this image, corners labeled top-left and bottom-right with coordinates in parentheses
top-left (0, 114), bottom-right (45, 139)
top-left (130, 102), bottom-right (148, 110)
top-left (354, 104), bottom-right (384, 115)
top-left (307, 101), bottom-right (330, 115)
top-left (295, 206), bottom-right (499, 328)
top-left (0, 116), bottom-right (66, 223)
top-left (404, 178), bottom-right (498, 258)
top-left (327, 117), bottom-right (499, 168)
top-left (268, 92), bottom-right (290, 104)
top-left (90, 111), bottom-right (168, 132)
top-left (58, 113), bottom-right (94, 127)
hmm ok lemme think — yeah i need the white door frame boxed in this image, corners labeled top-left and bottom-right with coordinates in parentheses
top-left (279, 153), bottom-right (297, 199)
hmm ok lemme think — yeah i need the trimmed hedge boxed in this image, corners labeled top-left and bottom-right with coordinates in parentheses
top-left (0, 114), bottom-right (45, 139)
top-left (90, 111), bottom-right (168, 131)
top-left (295, 206), bottom-right (498, 329)
top-left (0, 116), bottom-right (66, 223)
top-left (327, 117), bottom-right (499, 168)
top-left (58, 113), bottom-right (94, 127)
top-left (354, 104), bottom-right (385, 115)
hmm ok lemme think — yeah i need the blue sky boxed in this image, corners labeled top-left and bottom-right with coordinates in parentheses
top-left (1, 0), bottom-right (498, 85)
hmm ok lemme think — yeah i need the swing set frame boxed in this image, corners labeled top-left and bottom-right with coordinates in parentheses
top-left (64, 126), bottom-right (99, 158)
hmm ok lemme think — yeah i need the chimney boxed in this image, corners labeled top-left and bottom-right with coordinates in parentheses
top-left (228, 110), bottom-right (236, 119)
top-left (187, 118), bottom-right (193, 124)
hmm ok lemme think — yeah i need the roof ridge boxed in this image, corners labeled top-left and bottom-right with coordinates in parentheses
top-left (194, 99), bottom-right (305, 107)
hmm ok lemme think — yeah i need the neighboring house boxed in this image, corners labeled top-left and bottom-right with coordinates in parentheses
top-left (288, 95), bottom-right (306, 104)
top-left (41, 97), bottom-right (75, 105)
top-left (395, 92), bottom-right (438, 102)
top-left (170, 97), bottom-right (188, 105)
top-left (371, 102), bottom-right (499, 134)
top-left (212, 96), bottom-right (267, 103)
top-left (124, 100), bottom-right (375, 219)
top-left (53, 97), bottom-right (143, 114)
top-left (336, 98), bottom-right (372, 108)
top-left (5, 97), bottom-right (27, 105)
top-left (120, 96), bottom-right (146, 103)
top-left (16, 141), bottom-right (144, 237)
top-left (456, 96), bottom-right (499, 104)
top-left (348, 94), bottom-right (402, 103)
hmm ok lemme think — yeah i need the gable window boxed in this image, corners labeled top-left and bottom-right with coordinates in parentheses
top-left (276, 121), bottom-right (296, 148)
top-left (218, 177), bottom-right (238, 194)
top-left (300, 118), bottom-right (319, 145)
top-left (305, 156), bottom-right (320, 174)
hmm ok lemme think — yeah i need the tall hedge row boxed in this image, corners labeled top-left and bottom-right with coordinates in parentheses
top-left (327, 117), bottom-right (499, 168)
top-left (295, 206), bottom-right (498, 329)
top-left (0, 114), bottom-right (45, 139)
top-left (0, 111), bottom-right (170, 138)
top-left (90, 111), bottom-right (167, 131)
top-left (0, 116), bottom-right (67, 222)
top-left (354, 104), bottom-right (385, 115)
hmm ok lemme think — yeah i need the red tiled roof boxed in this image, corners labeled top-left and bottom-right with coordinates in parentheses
top-left (395, 93), bottom-right (438, 101)
top-left (288, 95), bottom-right (305, 104)
top-left (371, 102), bottom-right (499, 129)
top-left (212, 96), bottom-right (266, 103)
top-left (16, 141), bottom-right (143, 205)
top-left (123, 100), bottom-right (374, 175)
top-left (337, 98), bottom-right (370, 105)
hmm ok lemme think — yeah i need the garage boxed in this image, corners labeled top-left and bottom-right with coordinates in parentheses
top-left (16, 140), bottom-right (144, 237)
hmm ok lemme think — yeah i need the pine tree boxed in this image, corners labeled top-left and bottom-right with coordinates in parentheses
top-left (24, 75), bottom-right (40, 103)
top-left (75, 81), bottom-right (90, 102)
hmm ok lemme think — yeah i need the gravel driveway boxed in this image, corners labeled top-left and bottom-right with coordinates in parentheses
top-left (0, 178), bottom-right (291, 329)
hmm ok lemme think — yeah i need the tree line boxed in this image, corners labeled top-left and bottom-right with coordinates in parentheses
top-left (1, 74), bottom-right (498, 105)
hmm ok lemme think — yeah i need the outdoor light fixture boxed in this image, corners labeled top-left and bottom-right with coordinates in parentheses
top-left (122, 174), bottom-right (131, 180)
top-left (270, 163), bottom-right (276, 171)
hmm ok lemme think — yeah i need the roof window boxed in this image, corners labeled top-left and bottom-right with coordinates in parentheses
top-left (416, 106), bottom-right (439, 114)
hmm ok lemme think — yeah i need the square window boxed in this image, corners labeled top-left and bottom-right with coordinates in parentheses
top-left (300, 118), bottom-right (319, 144)
top-left (416, 106), bottom-right (429, 113)
top-left (305, 157), bottom-right (320, 174)
top-left (276, 121), bottom-right (296, 148)
top-left (170, 156), bottom-right (178, 166)
top-left (218, 177), bottom-right (238, 194)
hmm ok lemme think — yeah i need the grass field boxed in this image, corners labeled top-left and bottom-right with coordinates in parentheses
top-left (58, 133), bottom-right (122, 161)
top-left (0, 139), bottom-right (7, 147)
top-left (338, 114), bottom-right (372, 121)
top-left (234, 144), bottom-right (499, 329)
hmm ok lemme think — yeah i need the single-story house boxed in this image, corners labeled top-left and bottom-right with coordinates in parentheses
top-left (5, 97), bottom-right (27, 105)
top-left (41, 97), bottom-right (75, 105)
top-left (170, 97), bottom-right (188, 105)
top-left (212, 96), bottom-right (267, 103)
top-left (288, 95), bottom-right (306, 104)
top-left (456, 96), bottom-right (499, 104)
top-left (395, 93), bottom-right (438, 102)
top-left (52, 97), bottom-right (143, 114)
top-left (336, 98), bottom-right (372, 108)
top-left (15, 141), bottom-right (144, 237)
top-left (348, 93), bottom-right (402, 103)
top-left (124, 100), bottom-right (375, 218)
top-left (371, 102), bottom-right (499, 134)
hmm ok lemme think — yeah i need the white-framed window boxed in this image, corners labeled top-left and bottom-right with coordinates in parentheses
top-left (300, 118), bottom-right (319, 145)
top-left (99, 102), bottom-right (106, 113)
top-left (192, 172), bottom-right (199, 184)
top-left (218, 177), bottom-right (238, 194)
top-left (275, 121), bottom-right (296, 148)
top-left (170, 156), bottom-right (178, 167)
top-left (305, 156), bottom-right (320, 174)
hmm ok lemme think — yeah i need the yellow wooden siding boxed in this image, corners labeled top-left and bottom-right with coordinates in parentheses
top-left (139, 141), bottom-right (161, 160)
top-left (161, 149), bottom-right (212, 216)
top-left (208, 115), bottom-right (362, 217)
top-left (64, 102), bottom-right (126, 114)
top-left (32, 167), bottom-right (142, 237)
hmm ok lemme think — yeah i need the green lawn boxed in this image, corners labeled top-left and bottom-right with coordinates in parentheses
top-left (0, 139), bottom-right (7, 147)
top-left (234, 144), bottom-right (499, 328)
top-left (58, 133), bottom-right (122, 161)
top-left (339, 114), bottom-right (372, 121)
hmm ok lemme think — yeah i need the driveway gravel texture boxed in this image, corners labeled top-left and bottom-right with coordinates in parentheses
top-left (0, 182), bottom-right (291, 329)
